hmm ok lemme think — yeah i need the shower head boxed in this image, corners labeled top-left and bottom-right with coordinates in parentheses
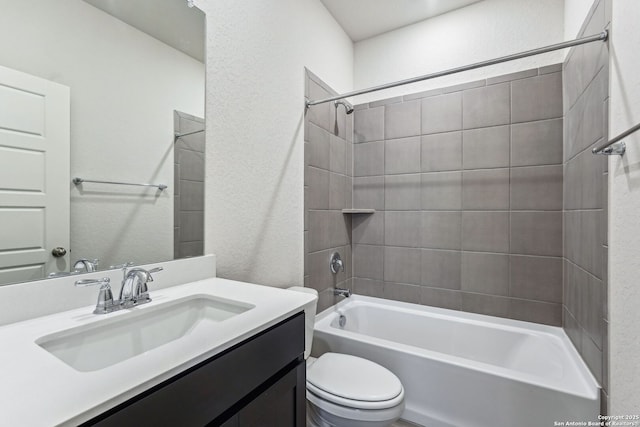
top-left (334, 100), bottom-right (354, 115)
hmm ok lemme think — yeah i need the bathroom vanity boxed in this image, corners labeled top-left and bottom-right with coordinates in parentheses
top-left (86, 312), bottom-right (305, 426)
top-left (0, 275), bottom-right (314, 426)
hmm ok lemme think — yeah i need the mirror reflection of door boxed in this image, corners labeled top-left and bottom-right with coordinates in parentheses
top-left (174, 111), bottom-right (205, 259)
top-left (0, 65), bottom-right (71, 282)
top-left (0, 0), bottom-right (205, 286)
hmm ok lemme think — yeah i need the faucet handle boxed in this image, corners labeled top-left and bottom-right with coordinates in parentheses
top-left (329, 252), bottom-right (344, 274)
top-left (146, 267), bottom-right (163, 281)
top-left (109, 261), bottom-right (135, 270)
top-left (75, 277), bottom-right (111, 288)
top-left (48, 271), bottom-right (80, 278)
top-left (75, 278), bottom-right (117, 314)
top-left (137, 267), bottom-right (163, 302)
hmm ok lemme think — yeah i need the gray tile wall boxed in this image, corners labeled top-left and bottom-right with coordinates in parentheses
top-left (304, 70), bottom-right (353, 312)
top-left (351, 65), bottom-right (565, 326)
top-left (174, 111), bottom-right (205, 259)
top-left (563, 0), bottom-right (610, 414)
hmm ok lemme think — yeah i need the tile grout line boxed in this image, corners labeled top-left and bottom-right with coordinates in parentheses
top-left (508, 80), bottom-right (513, 299)
top-left (381, 104), bottom-right (386, 289)
top-left (459, 89), bottom-right (465, 283)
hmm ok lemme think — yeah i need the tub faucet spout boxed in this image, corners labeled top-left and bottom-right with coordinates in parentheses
top-left (334, 287), bottom-right (351, 298)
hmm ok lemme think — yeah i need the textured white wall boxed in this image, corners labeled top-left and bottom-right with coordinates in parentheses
top-left (564, 0), bottom-right (597, 40)
top-left (608, 0), bottom-right (640, 414)
top-left (196, 0), bottom-right (353, 287)
top-left (353, 0), bottom-right (565, 103)
top-left (0, 0), bottom-right (204, 269)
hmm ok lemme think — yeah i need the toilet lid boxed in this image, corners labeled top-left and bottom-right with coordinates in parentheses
top-left (306, 353), bottom-right (403, 403)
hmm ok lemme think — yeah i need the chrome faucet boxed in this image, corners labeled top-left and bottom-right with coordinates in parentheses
top-left (119, 267), bottom-right (163, 308)
top-left (334, 288), bottom-right (351, 298)
top-left (74, 266), bottom-right (163, 314)
top-left (73, 258), bottom-right (100, 273)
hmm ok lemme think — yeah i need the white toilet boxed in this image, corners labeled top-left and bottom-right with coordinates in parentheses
top-left (288, 287), bottom-right (405, 427)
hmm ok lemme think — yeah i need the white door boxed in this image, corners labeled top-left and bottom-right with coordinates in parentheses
top-left (0, 64), bottom-right (70, 284)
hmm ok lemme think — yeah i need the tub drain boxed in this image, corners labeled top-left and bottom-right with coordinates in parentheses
top-left (338, 315), bottom-right (346, 328)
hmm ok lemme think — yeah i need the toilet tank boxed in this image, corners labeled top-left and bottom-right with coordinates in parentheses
top-left (287, 286), bottom-right (317, 359)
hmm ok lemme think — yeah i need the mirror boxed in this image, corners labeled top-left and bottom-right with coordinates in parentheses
top-left (0, 0), bottom-right (206, 286)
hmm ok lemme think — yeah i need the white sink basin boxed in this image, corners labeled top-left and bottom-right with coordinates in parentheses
top-left (36, 294), bottom-right (254, 372)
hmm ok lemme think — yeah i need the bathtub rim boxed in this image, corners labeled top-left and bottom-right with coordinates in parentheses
top-left (314, 295), bottom-right (600, 401)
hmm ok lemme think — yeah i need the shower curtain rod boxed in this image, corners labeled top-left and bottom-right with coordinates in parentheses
top-left (592, 121), bottom-right (640, 156)
top-left (306, 30), bottom-right (609, 107)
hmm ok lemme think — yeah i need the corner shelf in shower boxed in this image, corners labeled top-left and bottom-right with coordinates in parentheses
top-left (341, 209), bottom-right (375, 214)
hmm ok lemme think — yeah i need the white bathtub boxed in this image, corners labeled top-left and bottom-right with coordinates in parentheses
top-left (312, 296), bottom-right (599, 427)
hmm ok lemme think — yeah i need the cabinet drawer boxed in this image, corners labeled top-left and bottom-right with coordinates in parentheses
top-left (85, 312), bottom-right (304, 427)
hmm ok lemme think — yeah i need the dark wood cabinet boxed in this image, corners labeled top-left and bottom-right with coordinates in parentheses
top-left (83, 312), bottom-right (306, 427)
top-left (222, 362), bottom-right (306, 427)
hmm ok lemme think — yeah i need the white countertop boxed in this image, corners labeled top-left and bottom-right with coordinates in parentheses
top-left (0, 278), bottom-right (315, 426)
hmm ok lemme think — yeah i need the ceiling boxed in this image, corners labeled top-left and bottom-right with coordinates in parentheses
top-left (320, 0), bottom-right (484, 42)
top-left (83, 0), bottom-right (205, 62)
top-left (83, 0), bottom-right (483, 60)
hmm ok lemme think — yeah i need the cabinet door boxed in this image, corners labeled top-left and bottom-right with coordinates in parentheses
top-left (237, 362), bottom-right (306, 427)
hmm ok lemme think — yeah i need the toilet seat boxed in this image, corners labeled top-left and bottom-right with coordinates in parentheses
top-left (306, 353), bottom-right (404, 410)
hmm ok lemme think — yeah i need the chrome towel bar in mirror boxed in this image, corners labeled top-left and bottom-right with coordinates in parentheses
top-left (72, 177), bottom-right (167, 191)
